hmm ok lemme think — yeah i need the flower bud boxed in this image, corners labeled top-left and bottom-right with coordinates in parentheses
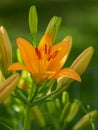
top-left (66, 100), bottom-right (80, 122)
top-left (32, 106), bottom-right (46, 128)
top-left (29, 6), bottom-right (38, 46)
top-left (55, 98), bottom-right (61, 110)
top-left (0, 26), bottom-right (12, 77)
top-left (46, 100), bottom-right (56, 114)
top-left (60, 102), bottom-right (70, 122)
top-left (63, 35), bottom-right (72, 44)
top-left (0, 69), bottom-right (5, 83)
top-left (63, 35), bottom-right (72, 61)
top-left (72, 110), bottom-right (98, 130)
top-left (56, 46), bottom-right (94, 97)
top-left (71, 46), bottom-right (94, 75)
top-left (45, 16), bottom-right (62, 42)
top-left (0, 73), bottom-right (20, 102)
top-left (62, 91), bottom-right (69, 105)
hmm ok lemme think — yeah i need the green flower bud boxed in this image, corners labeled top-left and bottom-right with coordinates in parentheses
top-left (0, 73), bottom-right (19, 102)
top-left (55, 98), bottom-right (61, 110)
top-left (45, 16), bottom-right (62, 42)
top-left (32, 106), bottom-right (46, 128)
top-left (62, 91), bottom-right (69, 105)
top-left (63, 35), bottom-right (72, 47)
top-left (0, 26), bottom-right (12, 77)
top-left (29, 6), bottom-right (38, 46)
top-left (66, 100), bottom-right (80, 122)
top-left (46, 100), bottom-right (56, 114)
top-left (72, 110), bottom-right (98, 130)
top-left (60, 102), bottom-right (70, 122)
top-left (0, 69), bottom-right (5, 83)
top-left (71, 46), bottom-right (94, 75)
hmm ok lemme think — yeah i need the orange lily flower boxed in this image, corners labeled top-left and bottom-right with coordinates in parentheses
top-left (8, 34), bottom-right (81, 84)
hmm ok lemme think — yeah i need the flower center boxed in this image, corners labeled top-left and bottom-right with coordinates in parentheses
top-left (35, 44), bottom-right (58, 61)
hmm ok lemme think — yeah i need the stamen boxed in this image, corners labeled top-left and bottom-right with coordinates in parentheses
top-left (48, 46), bottom-right (52, 55)
top-left (35, 48), bottom-right (41, 60)
top-left (48, 56), bottom-right (51, 61)
top-left (48, 50), bottom-right (58, 61)
top-left (44, 44), bottom-right (47, 54)
top-left (51, 50), bottom-right (58, 58)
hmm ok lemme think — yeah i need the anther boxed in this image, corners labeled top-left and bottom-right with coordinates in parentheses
top-left (51, 50), bottom-right (58, 58)
top-left (44, 44), bottom-right (47, 54)
top-left (48, 50), bottom-right (58, 61)
top-left (35, 48), bottom-right (41, 60)
top-left (48, 46), bottom-right (52, 55)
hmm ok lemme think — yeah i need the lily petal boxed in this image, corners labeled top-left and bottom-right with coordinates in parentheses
top-left (48, 39), bottom-right (72, 71)
top-left (8, 62), bottom-right (28, 71)
top-left (16, 38), bottom-right (39, 74)
top-left (51, 68), bottom-right (81, 82)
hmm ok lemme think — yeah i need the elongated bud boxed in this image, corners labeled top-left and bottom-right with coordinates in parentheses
top-left (0, 73), bottom-right (20, 102)
top-left (29, 6), bottom-right (38, 46)
top-left (0, 26), bottom-right (12, 77)
top-left (60, 92), bottom-right (70, 122)
top-left (0, 70), bottom-right (5, 83)
top-left (60, 102), bottom-right (70, 122)
top-left (72, 110), bottom-right (98, 130)
top-left (46, 100), bottom-right (56, 114)
top-left (55, 46), bottom-right (94, 98)
top-left (62, 91), bottom-right (69, 105)
top-left (66, 100), bottom-right (80, 122)
top-left (71, 46), bottom-right (94, 75)
top-left (45, 16), bottom-right (62, 42)
top-left (63, 35), bottom-right (72, 45)
top-left (32, 106), bottom-right (46, 128)
top-left (63, 35), bottom-right (72, 61)
top-left (55, 98), bottom-right (61, 110)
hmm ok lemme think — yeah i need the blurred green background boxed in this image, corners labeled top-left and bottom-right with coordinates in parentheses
top-left (0, 0), bottom-right (98, 129)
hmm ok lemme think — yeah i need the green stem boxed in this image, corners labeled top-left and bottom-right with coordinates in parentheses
top-left (32, 84), bottom-right (64, 105)
top-left (23, 104), bottom-right (32, 130)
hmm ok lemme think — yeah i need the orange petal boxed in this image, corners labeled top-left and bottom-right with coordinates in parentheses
top-left (8, 62), bottom-right (28, 71)
top-left (51, 68), bottom-right (81, 82)
top-left (38, 33), bottom-right (52, 51)
top-left (16, 38), bottom-right (39, 74)
top-left (48, 38), bottom-right (72, 71)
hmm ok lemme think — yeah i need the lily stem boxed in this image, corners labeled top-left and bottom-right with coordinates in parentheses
top-left (23, 104), bottom-right (32, 130)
